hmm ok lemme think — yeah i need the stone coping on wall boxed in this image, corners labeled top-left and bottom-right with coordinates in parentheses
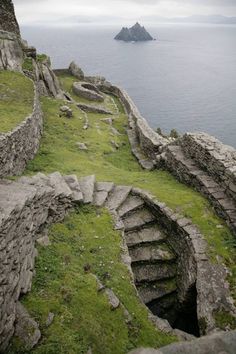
top-left (0, 172), bottom-right (235, 351)
top-left (0, 82), bottom-right (43, 178)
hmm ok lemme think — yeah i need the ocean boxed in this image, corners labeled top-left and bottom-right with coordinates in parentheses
top-left (21, 24), bottom-right (236, 147)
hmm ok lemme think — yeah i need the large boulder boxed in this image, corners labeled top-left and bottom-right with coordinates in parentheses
top-left (0, 30), bottom-right (24, 70)
top-left (69, 61), bottom-right (84, 80)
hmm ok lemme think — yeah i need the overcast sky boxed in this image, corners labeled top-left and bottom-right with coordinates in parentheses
top-left (14, 0), bottom-right (236, 25)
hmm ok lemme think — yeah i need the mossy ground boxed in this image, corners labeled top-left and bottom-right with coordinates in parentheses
top-left (10, 72), bottom-right (236, 352)
top-left (7, 206), bottom-right (176, 354)
top-left (0, 70), bottom-right (34, 132)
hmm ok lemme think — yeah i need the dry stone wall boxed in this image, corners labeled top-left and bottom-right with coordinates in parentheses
top-left (0, 84), bottom-right (43, 178)
top-left (181, 133), bottom-right (236, 203)
top-left (99, 82), bottom-right (169, 164)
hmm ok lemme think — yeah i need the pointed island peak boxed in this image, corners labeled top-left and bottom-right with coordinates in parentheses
top-left (114, 23), bottom-right (154, 42)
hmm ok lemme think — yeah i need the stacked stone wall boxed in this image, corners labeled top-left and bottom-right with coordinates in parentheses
top-left (0, 174), bottom-right (73, 351)
top-left (0, 84), bottom-right (43, 178)
top-left (181, 133), bottom-right (236, 203)
top-left (99, 83), bottom-right (169, 160)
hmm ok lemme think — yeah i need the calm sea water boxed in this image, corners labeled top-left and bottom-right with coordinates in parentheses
top-left (21, 24), bottom-right (236, 147)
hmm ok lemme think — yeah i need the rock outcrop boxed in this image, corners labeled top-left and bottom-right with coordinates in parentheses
top-left (0, 0), bottom-right (20, 36)
top-left (0, 30), bottom-right (24, 70)
top-left (129, 330), bottom-right (236, 354)
top-left (115, 23), bottom-right (153, 42)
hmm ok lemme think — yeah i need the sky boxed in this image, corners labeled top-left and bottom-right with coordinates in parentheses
top-left (14, 0), bottom-right (236, 26)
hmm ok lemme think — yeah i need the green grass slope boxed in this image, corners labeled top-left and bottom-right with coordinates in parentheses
top-left (0, 70), bottom-right (34, 132)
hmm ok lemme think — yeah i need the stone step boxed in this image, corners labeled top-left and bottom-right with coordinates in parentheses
top-left (165, 145), bottom-right (236, 232)
top-left (105, 185), bottom-right (132, 211)
top-left (127, 129), bottom-right (155, 171)
top-left (93, 182), bottom-right (114, 207)
top-left (79, 175), bottom-right (96, 204)
top-left (132, 263), bottom-right (177, 283)
top-left (129, 244), bottom-right (176, 263)
top-left (125, 225), bottom-right (166, 247)
top-left (122, 208), bottom-right (156, 232)
top-left (137, 279), bottom-right (177, 304)
top-left (48, 172), bottom-right (72, 199)
top-left (64, 175), bottom-right (83, 203)
top-left (118, 195), bottom-right (144, 218)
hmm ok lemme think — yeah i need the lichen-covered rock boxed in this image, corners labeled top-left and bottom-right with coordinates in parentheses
top-left (14, 302), bottom-right (41, 350)
top-left (69, 61), bottom-right (84, 79)
top-left (128, 330), bottom-right (236, 354)
top-left (0, 0), bottom-right (20, 35)
top-left (0, 30), bottom-right (24, 70)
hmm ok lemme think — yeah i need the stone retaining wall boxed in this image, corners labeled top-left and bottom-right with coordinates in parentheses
top-left (0, 173), bottom-right (74, 351)
top-left (131, 188), bottom-right (236, 334)
top-left (0, 84), bottom-right (43, 178)
top-left (181, 133), bottom-right (236, 203)
top-left (99, 82), bottom-right (169, 161)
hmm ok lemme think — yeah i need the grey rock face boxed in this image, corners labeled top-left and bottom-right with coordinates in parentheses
top-left (0, 0), bottom-right (20, 35)
top-left (0, 30), bottom-right (24, 70)
top-left (115, 23), bottom-right (153, 42)
top-left (69, 61), bottom-right (85, 79)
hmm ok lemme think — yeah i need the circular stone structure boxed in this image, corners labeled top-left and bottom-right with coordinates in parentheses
top-left (72, 81), bottom-right (104, 102)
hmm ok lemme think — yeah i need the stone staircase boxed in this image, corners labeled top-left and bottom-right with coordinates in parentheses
top-left (1, 171), bottom-right (236, 350)
top-left (164, 144), bottom-right (236, 236)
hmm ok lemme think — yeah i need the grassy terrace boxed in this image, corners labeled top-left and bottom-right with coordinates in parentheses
top-left (9, 72), bottom-right (235, 353)
top-left (0, 71), bottom-right (34, 133)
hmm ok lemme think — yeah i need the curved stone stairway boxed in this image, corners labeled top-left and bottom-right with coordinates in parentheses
top-left (1, 172), bottom-right (236, 350)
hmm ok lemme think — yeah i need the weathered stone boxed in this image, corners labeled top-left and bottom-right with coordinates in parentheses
top-left (132, 263), bottom-right (176, 283)
top-left (76, 142), bottom-right (88, 151)
top-left (122, 209), bottom-right (156, 232)
top-left (14, 302), bottom-right (41, 350)
top-left (77, 103), bottom-right (112, 115)
top-left (118, 195), bottom-right (144, 218)
top-left (79, 175), bottom-right (96, 204)
top-left (105, 288), bottom-right (120, 310)
top-left (45, 312), bottom-right (54, 327)
top-left (59, 105), bottom-right (73, 118)
top-left (105, 185), bottom-right (132, 211)
top-left (137, 280), bottom-right (177, 304)
top-left (72, 82), bottom-right (104, 102)
top-left (93, 182), bottom-right (114, 207)
top-left (36, 235), bottom-right (51, 247)
top-left (129, 329), bottom-right (236, 354)
top-left (0, 0), bottom-right (20, 35)
top-left (129, 244), bottom-right (176, 263)
top-left (125, 226), bottom-right (166, 247)
top-left (69, 61), bottom-right (84, 80)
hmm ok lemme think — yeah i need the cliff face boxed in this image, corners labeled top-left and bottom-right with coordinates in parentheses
top-left (0, 0), bottom-right (20, 35)
top-left (115, 23), bottom-right (153, 42)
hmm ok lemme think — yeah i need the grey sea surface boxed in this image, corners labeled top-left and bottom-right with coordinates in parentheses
top-left (21, 24), bottom-right (236, 147)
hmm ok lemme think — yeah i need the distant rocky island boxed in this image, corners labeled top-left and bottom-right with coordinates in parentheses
top-left (114, 22), bottom-right (154, 42)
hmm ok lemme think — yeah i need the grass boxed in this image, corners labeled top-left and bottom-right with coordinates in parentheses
top-left (11, 72), bottom-right (235, 352)
top-left (7, 207), bottom-right (176, 354)
top-left (0, 71), bottom-right (34, 132)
